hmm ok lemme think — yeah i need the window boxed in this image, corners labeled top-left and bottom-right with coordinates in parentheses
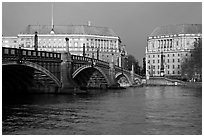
top-left (167, 54), bottom-right (169, 57)
top-left (158, 60), bottom-right (160, 63)
top-left (173, 54), bottom-right (174, 57)
top-left (158, 55), bottom-right (160, 58)
top-left (167, 65), bottom-right (169, 69)
top-left (173, 71), bottom-right (175, 74)
top-left (178, 53), bottom-right (180, 56)
top-left (153, 60), bottom-right (155, 63)
top-left (187, 41), bottom-right (190, 45)
top-left (178, 65), bottom-right (180, 69)
top-left (172, 65), bottom-right (174, 69)
top-left (168, 71), bottom-right (169, 74)
top-left (153, 55), bottom-right (155, 58)
top-left (148, 60), bottom-right (150, 64)
top-left (178, 59), bottom-right (180, 62)
top-left (167, 59), bottom-right (169, 63)
top-left (178, 71), bottom-right (180, 74)
top-left (173, 59), bottom-right (174, 63)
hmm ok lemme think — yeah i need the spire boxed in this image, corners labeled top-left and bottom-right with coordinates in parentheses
top-left (51, 3), bottom-right (54, 29)
top-left (50, 3), bottom-right (55, 34)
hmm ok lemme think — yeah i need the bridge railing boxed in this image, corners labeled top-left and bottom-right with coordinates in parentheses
top-left (115, 65), bottom-right (131, 72)
top-left (115, 65), bottom-right (142, 78)
top-left (71, 55), bottom-right (110, 66)
top-left (2, 47), bottom-right (61, 61)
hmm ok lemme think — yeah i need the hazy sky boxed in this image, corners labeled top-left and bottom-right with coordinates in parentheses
top-left (2, 2), bottom-right (202, 64)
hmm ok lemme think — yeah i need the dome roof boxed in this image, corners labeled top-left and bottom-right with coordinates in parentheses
top-left (21, 25), bottom-right (118, 37)
top-left (150, 24), bottom-right (202, 37)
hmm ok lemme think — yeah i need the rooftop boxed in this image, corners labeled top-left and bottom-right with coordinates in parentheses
top-left (150, 24), bottom-right (202, 37)
top-left (21, 25), bottom-right (118, 37)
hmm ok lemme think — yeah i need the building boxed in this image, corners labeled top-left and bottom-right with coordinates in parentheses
top-left (2, 36), bottom-right (18, 48)
top-left (2, 24), bottom-right (125, 66)
top-left (146, 24), bottom-right (202, 78)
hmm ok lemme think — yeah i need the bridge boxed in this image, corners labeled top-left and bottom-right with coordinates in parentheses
top-left (2, 47), bottom-right (142, 94)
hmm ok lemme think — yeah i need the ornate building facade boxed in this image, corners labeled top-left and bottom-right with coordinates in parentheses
top-left (2, 36), bottom-right (18, 48)
top-left (3, 24), bottom-right (125, 66)
top-left (146, 24), bottom-right (202, 78)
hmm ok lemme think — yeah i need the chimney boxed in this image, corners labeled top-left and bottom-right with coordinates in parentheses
top-left (34, 31), bottom-right (38, 51)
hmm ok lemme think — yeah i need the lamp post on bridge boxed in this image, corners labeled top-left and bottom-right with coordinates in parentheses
top-left (34, 31), bottom-right (38, 51)
top-left (91, 45), bottom-right (94, 59)
top-left (111, 47), bottom-right (114, 63)
top-left (121, 49), bottom-right (126, 74)
top-left (65, 37), bottom-right (70, 53)
top-left (160, 51), bottom-right (165, 77)
top-left (91, 45), bottom-right (94, 67)
top-left (17, 47), bottom-right (23, 64)
top-left (97, 47), bottom-right (99, 60)
top-left (83, 43), bottom-right (85, 57)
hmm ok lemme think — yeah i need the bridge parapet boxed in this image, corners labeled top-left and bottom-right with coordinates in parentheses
top-left (71, 55), bottom-right (109, 65)
top-left (3, 47), bottom-right (61, 62)
top-left (71, 55), bottom-right (110, 69)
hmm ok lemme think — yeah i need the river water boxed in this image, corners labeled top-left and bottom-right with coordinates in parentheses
top-left (2, 86), bottom-right (202, 135)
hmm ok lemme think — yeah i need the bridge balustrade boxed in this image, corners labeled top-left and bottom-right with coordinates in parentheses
top-left (115, 65), bottom-right (129, 72)
top-left (71, 55), bottom-right (110, 69)
top-left (71, 55), bottom-right (92, 62)
top-left (2, 47), bottom-right (61, 61)
top-left (71, 55), bottom-right (109, 64)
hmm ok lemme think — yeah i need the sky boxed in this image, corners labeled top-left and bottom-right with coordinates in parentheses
top-left (2, 2), bottom-right (202, 65)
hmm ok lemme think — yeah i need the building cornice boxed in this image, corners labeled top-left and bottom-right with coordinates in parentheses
top-left (2, 36), bottom-right (18, 39)
top-left (148, 33), bottom-right (202, 40)
top-left (18, 34), bottom-right (119, 40)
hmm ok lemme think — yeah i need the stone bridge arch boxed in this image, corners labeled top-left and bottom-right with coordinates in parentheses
top-left (115, 72), bottom-right (132, 85)
top-left (72, 65), bottom-right (111, 88)
top-left (3, 61), bottom-right (61, 88)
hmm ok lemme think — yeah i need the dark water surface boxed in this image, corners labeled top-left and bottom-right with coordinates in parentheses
top-left (2, 86), bottom-right (202, 135)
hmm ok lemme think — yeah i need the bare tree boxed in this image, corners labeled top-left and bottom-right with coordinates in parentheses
top-left (124, 54), bottom-right (141, 75)
top-left (181, 38), bottom-right (202, 81)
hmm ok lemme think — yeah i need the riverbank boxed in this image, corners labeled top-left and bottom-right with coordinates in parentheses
top-left (142, 82), bottom-right (202, 88)
top-left (182, 82), bottom-right (202, 88)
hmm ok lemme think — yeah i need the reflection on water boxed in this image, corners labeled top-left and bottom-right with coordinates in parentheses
top-left (2, 86), bottom-right (202, 135)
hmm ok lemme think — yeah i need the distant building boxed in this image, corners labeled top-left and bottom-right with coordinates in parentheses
top-left (146, 24), bottom-right (202, 78)
top-left (2, 36), bottom-right (18, 48)
top-left (3, 24), bottom-right (125, 66)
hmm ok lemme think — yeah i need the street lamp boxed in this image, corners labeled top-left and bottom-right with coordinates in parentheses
top-left (121, 49), bottom-right (125, 74)
top-left (91, 45), bottom-right (94, 67)
top-left (91, 45), bottom-right (94, 59)
top-left (111, 47), bottom-right (114, 63)
top-left (97, 47), bottom-right (99, 60)
top-left (160, 51), bottom-right (165, 77)
top-left (83, 43), bottom-right (85, 57)
top-left (34, 31), bottom-right (38, 51)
